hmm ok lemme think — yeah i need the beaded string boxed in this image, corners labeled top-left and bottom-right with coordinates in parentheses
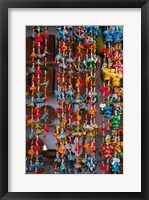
top-left (29, 26), bottom-right (36, 169)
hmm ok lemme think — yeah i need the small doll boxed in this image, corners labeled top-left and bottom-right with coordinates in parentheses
top-left (66, 85), bottom-right (76, 101)
top-left (54, 90), bottom-right (63, 101)
top-left (100, 145), bottom-right (114, 159)
top-left (110, 115), bottom-right (121, 130)
top-left (87, 157), bottom-right (96, 174)
top-left (102, 67), bottom-right (111, 81)
top-left (111, 73), bottom-right (122, 87)
top-left (111, 155), bottom-right (120, 173)
top-left (75, 111), bottom-right (81, 121)
top-left (33, 162), bottom-right (44, 169)
top-left (40, 109), bottom-right (49, 120)
top-left (103, 106), bottom-right (113, 118)
top-left (76, 77), bottom-right (83, 88)
top-left (59, 160), bottom-right (67, 174)
top-left (33, 97), bottom-right (45, 104)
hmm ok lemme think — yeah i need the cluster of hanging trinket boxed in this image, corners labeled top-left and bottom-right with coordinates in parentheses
top-left (26, 26), bottom-right (50, 174)
top-left (99, 26), bottom-right (123, 174)
top-left (54, 26), bottom-right (101, 174)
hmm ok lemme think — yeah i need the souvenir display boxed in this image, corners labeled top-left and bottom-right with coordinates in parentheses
top-left (26, 25), bottom-right (123, 174)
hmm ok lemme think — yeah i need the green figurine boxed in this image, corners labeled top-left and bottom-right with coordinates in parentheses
top-left (110, 115), bottom-right (121, 130)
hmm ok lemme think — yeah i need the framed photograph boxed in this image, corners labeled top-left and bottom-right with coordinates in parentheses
top-left (0, 0), bottom-right (148, 199)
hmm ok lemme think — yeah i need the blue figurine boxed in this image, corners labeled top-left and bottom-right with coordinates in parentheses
top-left (66, 57), bottom-right (74, 64)
top-left (87, 157), bottom-right (96, 174)
top-left (84, 26), bottom-right (100, 37)
top-left (33, 162), bottom-right (44, 169)
top-left (106, 35), bottom-right (113, 42)
top-left (103, 106), bottom-right (113, 118)
top-left (72, 28), bottom-right (85, 42)
top-left (60, 132), bottom-right (65, 139)
top-left (40, 110), bottom-right (49, 120)
top-left (59, 160), bottom-right (67, 174)
top-left (55, 53), bottom-right (63, 62)
top-left (56, 26), bottom-right (66, 40)
top-left (34, 97), bottom-right (45, 104)
top-left (40, 80), bottom-right (49, 86)
top-left (93, 26), bottom-right (101, 36)
top-left (103, 29), bottom-right (109, 36)
top-left (34, 92), bottom-right (44, 98)
top-left (111, 155), bottom-right (120, 173)
top-left (114, 36), bottom-right (122, 43)
top-left (54, 90), bottom-right (63, 101)
top-left (109, 29), bottom-right (115, 36)
top-left (66, 90), bottom-right (76, 101)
